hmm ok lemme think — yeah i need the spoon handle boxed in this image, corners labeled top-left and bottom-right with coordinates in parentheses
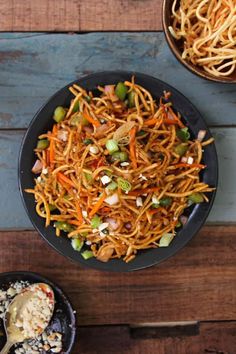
top-left (0, 340), bottom-right (14, 354)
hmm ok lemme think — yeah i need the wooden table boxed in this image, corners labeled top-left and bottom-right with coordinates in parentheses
top-left (0, 2), bottom-right (235, 353)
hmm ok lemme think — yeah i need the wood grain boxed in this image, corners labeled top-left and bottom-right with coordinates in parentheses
top-left (0, 0), bottom-right (162, 31)
top-left (75, 322), bottom-right (236, 354)
top-left (0, 226), bottom-right (235, 325)
top-left (0, 127), bottom-right (233, 229)
top-left (0, 33), bottom-right (235, 129)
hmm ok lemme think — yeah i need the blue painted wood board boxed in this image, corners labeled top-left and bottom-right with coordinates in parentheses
top-left (0, 33), bottom-right (235, 129)
top-left (0, 32), bottom-right (235, 229)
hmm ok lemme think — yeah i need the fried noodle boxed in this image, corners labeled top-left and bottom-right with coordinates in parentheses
top-left (26, 78), bottom-right (214, 263)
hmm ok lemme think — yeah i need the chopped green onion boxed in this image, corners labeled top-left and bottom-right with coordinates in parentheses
top-left (101, 228), bottom-right (109, 235)
top-left (71, 238), bottom-right (84, 252)
top-left (91, 215), bottom-right (102, 229)
top-left (177, 127), bottom-right (190, 142)
top-left (54, 221), bottom-right (74, 232)
top-left (85, 95), bottom-right (91, 103)
top-left (48, 203), bottom-right (57, 212)
top-left (136, 130), bottom-right (146, 136)
top-left (176, 221), bottom-right (182, 228)
top-left (84, 172), bottom-right (93, 184)
top-left (152, 204), bottom-right (160, 209)
top-left (63, 194), bottom-right (70, 200)
top-left (81, 250), bottom-right (94, 260)
top-left (160, 197), bottom-right (172, 207)
top-left (115, 82), bottom-right (128, 101)
top-left (83, 138), bottom-right (93, 145)
top-left (159, 233), bottom-right (174, 247)
top-left (70, 115), bottom-right (80, 126)
top-left (117, 177), bottom-right (132, 192)
top-left (111, 151), bottom-right (128, 162)
top-left (53, 106), bottom-right (66, 123)
top-left (104, 170), bottom-right (112, 177)
top-left (174, 144), bottom-right (188, 156)
top-left (37, 139), bottom-right (49, 150)
top-left (80, 113), bottom-right (90, 126)
top-left (106, 139), bottom-right (119, 154)
top-left (72, 100), bottom-right (80, 113)
top-left (106, 181), bottom-right (118, 191)
top-left (42, 203), bottom-right (57, 212)
top-left (71, 113), bottom-right (89, 126)
top-left (188, 193), bottom-right (204, 204)
top-left (128, 91), bottom-right (135, 107)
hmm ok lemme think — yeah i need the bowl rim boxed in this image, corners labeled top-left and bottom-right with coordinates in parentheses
top-left (162, 0), bottom-right (236, 84)
top-left (18, 70), bottom-right (218, 272)
top-left (0, 270), bottom-right (77, 354)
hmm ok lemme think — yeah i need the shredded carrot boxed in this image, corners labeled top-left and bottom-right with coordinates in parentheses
top-left (129, 127), bottom-right (137, 169)
top-left (128, 187), bottom-right (160, 196)
top-left (57, 172), bottom-right (75, 188)
top-left (49, 125), bottom-right (57, 167)
top-left (149, 207), bottom-right (167, 215)
top-left (143, 118), bottom-right (158, 126)
top-left (75, 200), bottom-right (83, 224)
top-left (83, 108), bottom-right (101, 127)
top-left (89, 192), bottom-right (107, 217)
top-left (99, 206), bottom-right (111, 214)
top-left (163, 119), bottom-right (179, 125)
top-left (97, 156), bottom-right (106, 168)
top-left (167, 107), bottom-right (185, 128)
top-left (68, 219), bottom-right (81, 226)
top-left (46, 149), bottom-right (50, 166)
top-left (58, 178), bottom-right (70, 191)
top-left (173, 163), bottom-right (206, 169)
top-left (49, 140), bottom-right (55, 167)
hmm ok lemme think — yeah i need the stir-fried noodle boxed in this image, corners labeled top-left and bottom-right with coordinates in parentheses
top-left (26, 79), bottom-right (214, 262)
top-left (169, 0), bottom-right (236, 77)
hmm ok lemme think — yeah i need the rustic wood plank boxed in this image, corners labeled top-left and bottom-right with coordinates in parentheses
top-left (0, 0), bottom-right (162, 31)
top-left (0, 33), bottom-right (235, 128)
top-left (0, 226), bottom-right (235, 325)
top-left (76, 322), bottom-right (236, 354)
top-left (0, 127), bottom-right (233, 229)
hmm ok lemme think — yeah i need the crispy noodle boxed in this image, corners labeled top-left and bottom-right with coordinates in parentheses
top-left (26, 78), bottom-right (215, 263)
top-left (169, 0), bottom-right (236, 77)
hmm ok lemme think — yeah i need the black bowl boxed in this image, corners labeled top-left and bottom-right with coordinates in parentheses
top-left (19, 71), bottom-right (218, 272)
top-left (0, 271), bottom-right (76, 354)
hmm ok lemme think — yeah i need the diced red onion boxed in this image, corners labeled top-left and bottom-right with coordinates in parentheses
top-left (187, 156), bottom-right (194, 165)
top-left (180, 215), bottom-right (188, 225)
top-left (57, 130), bottom-right (68, 142)
top-left (104, 85), bottom-right (119, 102)
top-left (167, 111), bottom-right (175, 120)
top-left (94, 123), bottom-right (110, 138)
top-left (104, 85), bottom-right (115, 94)
top-left (105, 218), bottom-right (120, 231)
top-left (105, 193), bottom-right (119, 206)
top-left (32, 159), bottom-right (43, 174)
top-left (181, 157), bottom-right (188, 163)
top-left (83, 126), bottom-right (93, 134)
top-left (197, 130), bottom-right (206, 142)
top-left (124, 222), bottom-right (132, 230)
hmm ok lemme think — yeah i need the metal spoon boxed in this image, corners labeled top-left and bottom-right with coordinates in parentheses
top-left (0, 283), bottom-right (55, 354)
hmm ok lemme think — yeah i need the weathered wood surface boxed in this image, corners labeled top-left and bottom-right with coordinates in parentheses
top-left (0, 127), bottom-right (233, 229)
top-left (0, 1), bottom-right (162, 32)
top-left (0, 33), bottom-right (235, 129)
top-left (76, 322), bottom-right (236, 354)
top-left (0, 226), bottom-right (235, 325)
